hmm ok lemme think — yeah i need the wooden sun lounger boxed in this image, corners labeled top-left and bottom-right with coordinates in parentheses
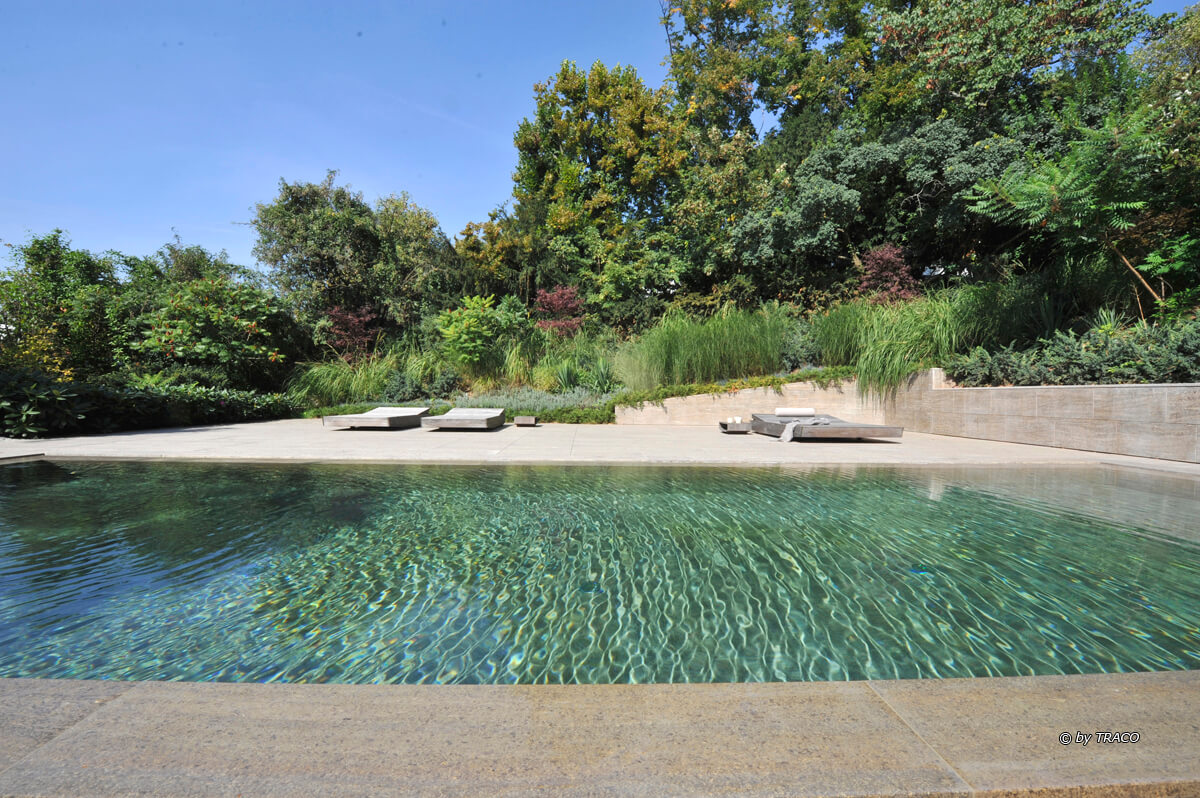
top-left (322, 406), bottom-right (429, 429)
top-left (421, 408), bottom-right (505, 430)
top-left (751, 413), bottom-right (903, 440)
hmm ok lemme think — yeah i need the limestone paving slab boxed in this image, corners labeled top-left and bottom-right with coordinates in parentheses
top-left (0, 678), bottom-right (130, 772)
top-left (868, 671), bottom-right (1200, 795)
top-left (0, 681), bottom-right (969, 797)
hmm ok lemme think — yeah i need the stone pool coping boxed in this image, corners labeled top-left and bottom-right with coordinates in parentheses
top-left (0, 672), bottom-right (1197, 796)
top-left (2, 421), bottom-right (1199, 795)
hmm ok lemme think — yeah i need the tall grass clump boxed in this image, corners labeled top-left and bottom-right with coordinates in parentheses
top-left (286, 348), bottom-right (402, 406)
top-left (614, 304), bottom-right (790, 391)
top-left (811, 295), bottom-right (978, 395)
top-left (809, 301), bottom-right (868, 367)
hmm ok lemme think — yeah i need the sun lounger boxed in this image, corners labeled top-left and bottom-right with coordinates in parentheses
top-left (751, 413), bottom-right (903, 441)
top-left (421, 408), bottom-right (505, 430)
top-left (322, 406), bottom-right (429, 429)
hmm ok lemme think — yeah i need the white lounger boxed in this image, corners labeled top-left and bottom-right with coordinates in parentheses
top-left (322, 406), bottom-right (430, 429)
top-left (421, 408), bottom-right (505, 430)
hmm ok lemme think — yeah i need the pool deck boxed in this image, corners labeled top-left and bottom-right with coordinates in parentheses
top-left (1, 420), bottom-right (1198, 796)
top-left (3, 417), bottom-right (1200, 473)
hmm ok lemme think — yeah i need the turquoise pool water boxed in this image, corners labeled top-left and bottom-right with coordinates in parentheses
top-left (0, 460), bottom-right (1197, 683)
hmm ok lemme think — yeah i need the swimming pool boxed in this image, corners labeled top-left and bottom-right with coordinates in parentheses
top-left (1, 460), bottom-right (1197, 683)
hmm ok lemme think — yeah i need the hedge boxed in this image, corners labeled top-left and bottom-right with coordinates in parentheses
top-left (1, 369), bottom-right (299, 439)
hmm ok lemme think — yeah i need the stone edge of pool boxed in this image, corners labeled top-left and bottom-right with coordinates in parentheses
top-left (0, 671), bottom-right (1197, 797)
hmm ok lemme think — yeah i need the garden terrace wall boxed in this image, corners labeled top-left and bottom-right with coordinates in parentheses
top-left (884, 369), bottom-right (1200, 464)
top-left (613, 370), bottom-right (1200, 464)
top-left (614, 380), bottom-right (883, 426)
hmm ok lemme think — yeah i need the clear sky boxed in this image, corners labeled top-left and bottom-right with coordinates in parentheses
top-left (1, 0), bottom-right (1191, 270)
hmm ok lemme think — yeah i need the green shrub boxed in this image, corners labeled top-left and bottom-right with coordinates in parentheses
top-left (553, 360), bottom-right (580, 392)
top-left (0, 369), bottom-right (87, 437)
top-left (427, 367), bottom-right (462, 398)
top-left (585, 357), bottom-right (618, 392)
top-left (0, 368), bottom-right (298, 438)
top-left (781, 318), bottom-right (821, 371)
top-left (812, 289), bottom-right (1035, 394)
top-left (129, 277), bottom-right (298, 391)
top-left (613, 304), bottom-right (790, 391)
top-left (382, 371), bottom-right (423, 403)
top-left (809, 301), bottom-right (867, 367)
top-left (947, 317), bottom-right (1200, 386)
top-left (811, 296), bottom-right (973, 394)
top-left (436, 294), bottom-right (533, 377)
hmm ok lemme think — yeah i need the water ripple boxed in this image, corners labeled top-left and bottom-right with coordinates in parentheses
top-left (0, 461), bottom-right (1197, 683)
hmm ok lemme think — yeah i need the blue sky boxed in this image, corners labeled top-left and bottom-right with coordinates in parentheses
top-left (1, 0), bottom-right (1190, 269)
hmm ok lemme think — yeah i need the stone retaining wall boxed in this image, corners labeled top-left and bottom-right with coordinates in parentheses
top-left (613, 370), bottom-right (1200, 463)
top-left (885, 369), bottom-right (1200, 463)
top-left (613, 379), bottom-right (882, 425)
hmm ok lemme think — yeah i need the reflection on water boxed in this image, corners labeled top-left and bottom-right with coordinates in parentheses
top-left (1, 461), bottom-right (1197, 683)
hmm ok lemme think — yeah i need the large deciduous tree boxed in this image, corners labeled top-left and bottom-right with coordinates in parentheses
top-left (0, 231), bottom-right (119, 379)
top-left (252, 171), bottom-right (382, 327)
top-left (501, 61), bottom-right (687, 325)
top-left (252, 171), bottom-right (461, 336)
top-left (871, 0), bottom-right (1159, 117)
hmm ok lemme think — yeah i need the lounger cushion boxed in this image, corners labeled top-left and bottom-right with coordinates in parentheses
top-left (775, 407), bottom-right (816, 417)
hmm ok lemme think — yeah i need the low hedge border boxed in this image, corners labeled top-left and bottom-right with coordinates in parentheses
top-left (1, 369), bottom-right (299, 439)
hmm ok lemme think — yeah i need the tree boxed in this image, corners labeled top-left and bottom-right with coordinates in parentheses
top-left (967, 107), bottom-right (1197, 314)
top-left (872, 0), bottom-right (1160, 117)
top-left (156, 234), bottom-right (257, 284)
top-left (662, 0), bottom-right (783, 138)
top-left (662, 0), bottom-right (881, 142)
top-left (252, 172), bottom-right (461, 336)
top-left (252, 171), bottom-right (382, 328)
top-left (668, 128), bottom-right (769, 294)
top-left (435, 294), bottom-right (533, 376)
top-left (373, 193), bottom-right (462, 328)
top-left (508, 61), bottom-right (687, 320)
top-left (0, 231), bottom-right (119, 379)
top-left (1136, 4), bottom-right (1200, 175)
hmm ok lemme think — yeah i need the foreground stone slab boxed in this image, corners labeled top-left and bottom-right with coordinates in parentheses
top-left (870, 671), bottom-right (1200, 795)
top-left (0, 682), bottom-right (967, 797)
top-left (0, 673), bottom-right (1195, 797)
top-left (0, 679), bottom-right (129, 771)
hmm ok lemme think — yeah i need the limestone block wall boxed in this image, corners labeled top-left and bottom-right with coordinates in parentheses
top-left (614, 380), bottom-right (883, 425)
top-left (612, 368), bottom-right (1200, 463)
top-left (884, 369), bottom-right (1200, 463)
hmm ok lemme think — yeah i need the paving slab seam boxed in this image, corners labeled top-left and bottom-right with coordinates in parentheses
top-left (1097, 459), bottom-right (1200, 477)
top-left (0, 682), bottom-right (134, 785)
top-left (864, 680), bottom-right (977, 793)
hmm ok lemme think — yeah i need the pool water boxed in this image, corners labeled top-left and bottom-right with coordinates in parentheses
top-left (1, 460), bottom-right (1197, 683)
